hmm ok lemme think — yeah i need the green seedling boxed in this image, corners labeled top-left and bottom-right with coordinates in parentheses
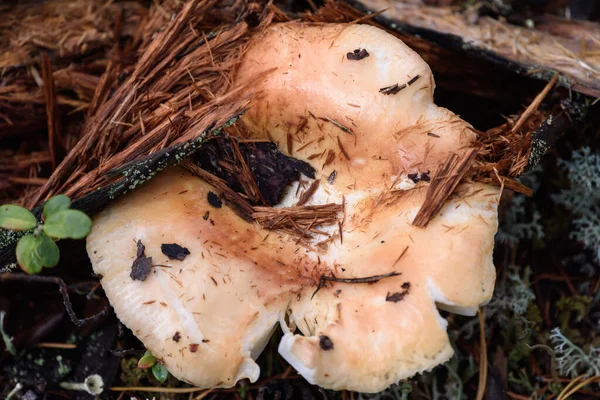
top-left (138, 350), bottom-right (170, 383)
top-left (0, 195), bottom-right (92, 274)
top-left (152, 363), bottom-right (169, 383)
top-left (137, 350), bottom-right (157, 369)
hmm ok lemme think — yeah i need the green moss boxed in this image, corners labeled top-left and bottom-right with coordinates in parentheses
top-left (525, 303), bottom-right (543, 328)
top-left (120, 357), bottom-right (146, 386)
top-left (556, 295), bottom-right (592, 331)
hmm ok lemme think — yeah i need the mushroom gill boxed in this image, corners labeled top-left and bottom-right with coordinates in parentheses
top-left (86, 23), bottom-right (499, 392)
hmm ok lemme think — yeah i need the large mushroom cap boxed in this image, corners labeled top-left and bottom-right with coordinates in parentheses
top-left (87, 23), bottom-right (499, 392)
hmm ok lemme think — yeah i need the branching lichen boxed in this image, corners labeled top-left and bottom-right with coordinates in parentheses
top-left (358, 382), bottom-right (412, 400)
top-left (497, 167), bottom-right (544, 244)
top-left (549, 327), bottom-right (600, 378)
top-left (553, 147), bottom-right (600, 263)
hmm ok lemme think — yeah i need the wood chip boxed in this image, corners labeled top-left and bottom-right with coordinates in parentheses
top-left (412, 148), bottom-right (478, 228)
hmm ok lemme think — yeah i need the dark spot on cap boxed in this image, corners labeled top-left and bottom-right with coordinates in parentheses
top-left (130, 240), bottom-right (152, 281)
top-left (203, 211), bottom-right (210, 220)
top-left (189, 344), bottom-right (199, 353)
top-left (319, 335), bottom-right (334, 351)
top-left (346, 48), bottom-right (369, 60)
top-left (161, 243), bottom-right (190, 261)
top-left (407, 173), bottom-right (420, 183)
top-left (207, 191), bottom-right (222, 208)
top-left (173, 332), bottom-right (181, 342)
top-left (386, 282), bottom-right (411, 303)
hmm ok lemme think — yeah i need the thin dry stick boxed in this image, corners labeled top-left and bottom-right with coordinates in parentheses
top-left (511, 73), bottom-right (559, 133)
top-left (110, 387), bottom-right (208, 393)
top-left (193, 389), bottom-right (215, 400)
top-left (557, 375), bottom-right (600, 400)
top-left (312, 271), bottom-right (400, 299)
top-left (37, 342), bottom-right (77, 349)
top-left (413, 148), bottom-right (478, 227)
top-left (296, 179), bottom-right (321, 206)
top-left (476, 307), bottom-right (488, 400)
top-left (556, 375), bottom-right (584, 400)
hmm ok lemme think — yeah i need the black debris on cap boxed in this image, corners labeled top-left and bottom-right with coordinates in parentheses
top-left (130, 240), bottom-right (152, 281)
top-left (207, 191), bottom-right (222, 208)
top-left (346, 48), bottom-right (369, 61)
top-left (319, 335), bottom-right (334, 351)
top-left (161, 243), bottom-right (190, 261)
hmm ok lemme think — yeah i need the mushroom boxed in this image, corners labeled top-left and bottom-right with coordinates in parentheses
top-left (87, 23), bottom-right (499, 392)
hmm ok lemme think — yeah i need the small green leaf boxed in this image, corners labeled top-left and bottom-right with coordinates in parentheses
top-left (43, 195), bottom-right (71, 220)
top-left (36, 234), bottom-right (60, 268)
top-left (152, 363), bottom-right (169, 383)
top-left (16, 235), bottom-right (44, 274)
top-left (0, 205), bottom-right (37, 231)
top-left (138, 350), bottom-right (156, 369)
top-left (43, 209), bottom-right (92, 239)
top-left (16, 234), bottom-right (61, 274)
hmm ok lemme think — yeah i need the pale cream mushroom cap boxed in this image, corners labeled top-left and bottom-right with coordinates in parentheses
top-left (87, 23), bottom-right (499, 392)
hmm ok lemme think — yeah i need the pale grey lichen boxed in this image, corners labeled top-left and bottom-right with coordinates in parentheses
top-left (459, 265), bottom-right (535, 339)
top-left (496, 167), bottom-right (544, 245)
top-left (358, 382), bottom-right (412, 400)
top-left (553, 147), bottom-right (600, 264)
top-left (549, 327), bottom-right (600, 378)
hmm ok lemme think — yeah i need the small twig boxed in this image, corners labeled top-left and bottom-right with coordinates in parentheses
top-left (511, 73), bottom-right (558, 133)
top-left (527, 344), bottom-right (560, 383)
top-left (110, 386), bottom-right (209, 393)
top-left (413, 149), bottom-right (478, 227)
top-left (110, 348), bottom-right (144, 357)
top-left (37, 342), bottom-right (77, 349)
top-left (476, 308), bottom-right (487, 400)
top-left (312, 271), bottom-right (400, 299)
top-left (557, 375), bottom-right (586, 400)
top-left (193, 389), bottom-right (215, 400)
top-left (296, 179), bottom-right (320, 206)
top-left (320, 116), bottom-right (354, 135)
top-left (392, 246), bottom-right (409, 268)
top-left (0, 273), bottom-right (109, 327)
top-left (557, 375), bottom-right (600, 400)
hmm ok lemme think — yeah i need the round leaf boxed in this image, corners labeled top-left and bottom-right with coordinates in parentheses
top-left (35, 234), bottom-right (60, 268)
top-left (138, 350), bottom-right (156, 369)
top-left (16, 235), bottom-right (44, 274)
top-left (0, 204), bottom-right (37, 231)
top-left (43, 209), bottom-right (92, 240)
top-left (152, 363), bottom-right (169, 383)
top-left (43, 195), bottom-right (71, 220)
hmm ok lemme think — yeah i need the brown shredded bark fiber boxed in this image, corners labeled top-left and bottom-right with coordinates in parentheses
top-left (21, 0), bottom-right (285, 208)
top-left (3, 0), bottom-right (561, 230)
